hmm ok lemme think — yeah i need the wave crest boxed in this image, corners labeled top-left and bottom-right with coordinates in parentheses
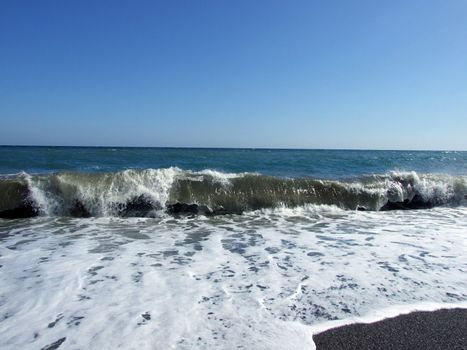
top-left (0, 169), bottom-right (465, 218)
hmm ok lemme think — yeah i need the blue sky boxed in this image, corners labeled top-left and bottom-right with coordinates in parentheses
top-left (1, 0), bottom-right (466, 149)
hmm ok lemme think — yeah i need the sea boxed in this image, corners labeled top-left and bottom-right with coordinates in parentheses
top-left (0, 146), bottom-right (466, 349)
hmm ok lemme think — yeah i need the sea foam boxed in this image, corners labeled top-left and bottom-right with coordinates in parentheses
top-left (0, 206), bottom-right (466, 349)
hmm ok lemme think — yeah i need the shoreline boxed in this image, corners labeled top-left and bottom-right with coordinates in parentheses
top-left (313, 308), bottom-right (467, 350)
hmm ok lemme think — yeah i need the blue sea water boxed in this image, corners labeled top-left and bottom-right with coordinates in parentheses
top-left (1, 146), bottom-right (466, 349)
top-left (1, 146), bottom-right (466, 178)
top-left (1, 146), bottom-right (466, 215)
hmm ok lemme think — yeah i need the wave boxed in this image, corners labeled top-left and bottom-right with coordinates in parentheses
top-left (0, 168), bottom-right (466, 218)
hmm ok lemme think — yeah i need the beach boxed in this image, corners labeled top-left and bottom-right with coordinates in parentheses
top-left (314, 308), bottom-right (467, 350)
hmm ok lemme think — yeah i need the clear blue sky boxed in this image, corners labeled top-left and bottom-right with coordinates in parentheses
top-left (1, 0), bottom-right (466, 150)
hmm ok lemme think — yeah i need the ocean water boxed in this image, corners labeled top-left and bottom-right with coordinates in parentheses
top-left (0, 147), bottom-right (466, 349)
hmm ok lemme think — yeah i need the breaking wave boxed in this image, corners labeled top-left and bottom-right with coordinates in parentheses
top-left (0, 168), bottom-right (466, 218)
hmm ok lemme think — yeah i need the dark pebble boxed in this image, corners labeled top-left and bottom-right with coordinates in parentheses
top-left (313, 308), bottom-right (467, 350)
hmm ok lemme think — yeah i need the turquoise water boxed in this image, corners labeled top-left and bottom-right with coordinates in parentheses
top-left (1, 146), bottom-right (466, 178)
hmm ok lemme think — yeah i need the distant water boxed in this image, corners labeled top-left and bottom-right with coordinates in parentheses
top-left (0, 147), bottom-right (466, 349)
top-left (1, 146), bottom-right (467, 177)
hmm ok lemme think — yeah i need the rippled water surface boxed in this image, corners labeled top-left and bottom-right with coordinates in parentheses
top-left (1, 146), bottom-right (467, 177)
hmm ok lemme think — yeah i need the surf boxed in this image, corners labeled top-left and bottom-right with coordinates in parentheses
top-left (1, 169), bottom-right (465, 218)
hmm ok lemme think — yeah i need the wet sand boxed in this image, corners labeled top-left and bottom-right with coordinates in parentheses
top-left (313, 308), bottom-right (467, 350)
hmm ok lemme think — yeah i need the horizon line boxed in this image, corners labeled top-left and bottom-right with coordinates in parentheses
top-left (0, 144), bottom-right (465, 152)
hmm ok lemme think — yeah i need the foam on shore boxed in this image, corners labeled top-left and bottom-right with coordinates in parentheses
top-left (0, 206), bottom-right (466, 349)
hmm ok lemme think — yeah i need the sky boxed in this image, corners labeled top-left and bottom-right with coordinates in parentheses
top-left (0, 0), bottom-right (466, 150)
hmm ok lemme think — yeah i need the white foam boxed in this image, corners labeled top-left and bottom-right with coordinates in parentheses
top-left (385, 171), bottom-right (467, 203)
top-left (0, 203), bottom-right (466, 349)
top-left (184, 169), bottom-right (250, 186)
top-left (21, 172), bottom-right (54, 215)
top-left (26, 167), bottom-right (182, 216)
